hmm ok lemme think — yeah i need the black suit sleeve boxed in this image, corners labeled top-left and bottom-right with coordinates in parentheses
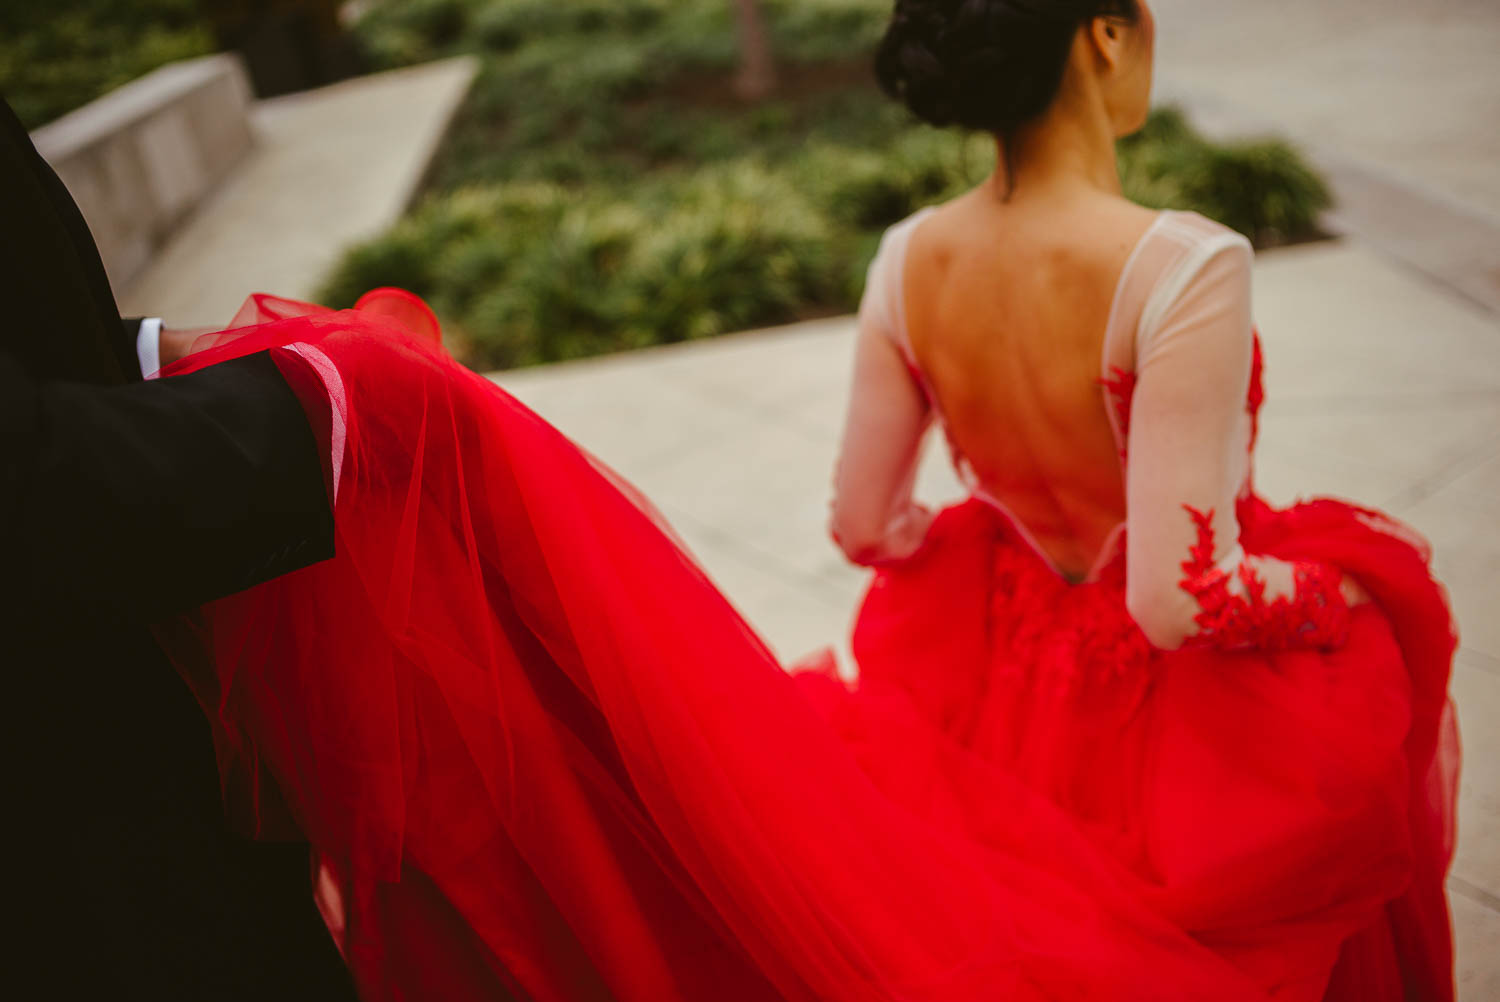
top-left (0, 96), bottom-right (135, 385)
top-left (1, 348), bottom-right (334, 627)
top-left (120, 317), bottom-right (145, 380)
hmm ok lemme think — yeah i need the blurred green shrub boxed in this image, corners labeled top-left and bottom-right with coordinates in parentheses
top-left (1119, 107), bottom-right (1332, 246)
top-left (766, 0), bottom-right (891, 63)
top-left (327, 2), bottom-right (1332, 370)
top-left (319, 166), bottom-right (841, 368)
top-left (0, 0), bottom-right (215, 128)
top-left (796, 131), bottom-right (993, 229)
top-left (354, 0), bottom-right (874, 76)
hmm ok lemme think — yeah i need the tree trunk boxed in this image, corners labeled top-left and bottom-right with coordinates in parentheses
top-left (732, 0), bottom-right (777, 101)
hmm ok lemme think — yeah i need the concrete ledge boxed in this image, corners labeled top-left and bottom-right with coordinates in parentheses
top-left (119, 56), bottom-right (478, 326)
top-left (32, 53), bottom-right (256, 294)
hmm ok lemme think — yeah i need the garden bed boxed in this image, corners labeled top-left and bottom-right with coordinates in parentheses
top-left (321, 0), bottom-right (1332, 370)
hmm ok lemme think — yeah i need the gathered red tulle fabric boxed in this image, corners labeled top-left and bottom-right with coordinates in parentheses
top-left (155, 293), bottom-right (1458, 1002)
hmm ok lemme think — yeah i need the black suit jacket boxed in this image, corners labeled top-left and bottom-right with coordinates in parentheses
top-left (0, 95), bottom-right (357, 998)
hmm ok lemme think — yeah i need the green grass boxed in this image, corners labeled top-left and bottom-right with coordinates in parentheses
top-left (322, 0), bottom-right (1333, 370)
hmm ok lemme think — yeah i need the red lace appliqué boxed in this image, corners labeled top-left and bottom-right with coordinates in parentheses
top-left (1178, 505), bottom-right (1350, 651)
top-left (1099, 331), bottom-right (1267, 461)
top-left (1100, 367), bottom-right (1138, 459)
top-left (1247, 333), bottom-right (1265, 449)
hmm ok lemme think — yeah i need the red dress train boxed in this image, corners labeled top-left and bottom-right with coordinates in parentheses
top-left (155, 292), bottom-right (1458, 1001)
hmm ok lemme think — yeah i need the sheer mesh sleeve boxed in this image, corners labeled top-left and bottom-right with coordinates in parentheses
top-left (828, 226), bottom-right (935, 567)
top-left (1124, 235), bottom-right (1350, 651)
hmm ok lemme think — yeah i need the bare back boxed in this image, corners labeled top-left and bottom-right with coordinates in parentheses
top-left (903, 191), bottom-right (1161, 579)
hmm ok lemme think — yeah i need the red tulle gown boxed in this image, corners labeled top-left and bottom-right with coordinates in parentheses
top-left (156, 235), bottom-right (1457, 1001)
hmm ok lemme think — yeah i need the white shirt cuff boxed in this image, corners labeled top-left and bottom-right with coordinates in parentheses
top-left (136, 317), bottom-right (163, 380)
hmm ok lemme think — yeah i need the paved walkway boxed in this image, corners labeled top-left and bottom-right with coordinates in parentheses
top-left (118, 56), bottom-right (477, 327)
top-left (1150, 0), bottom-right (1500, 222)
top-left (1150, 0), bottom-right (1500, 316)
top-left (492, 237), bottom-right (1500, 998)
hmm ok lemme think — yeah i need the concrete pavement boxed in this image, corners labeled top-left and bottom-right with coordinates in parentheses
top-left (1149, 0), bottom-right (1500, 222)
top-left (1149, 0), bottom-right (1500, 317)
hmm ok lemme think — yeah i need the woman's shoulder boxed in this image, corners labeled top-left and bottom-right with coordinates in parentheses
top-left (1154, 209), bottom-right (1253, 255)
top-left (874, 204), bottom-right (943, 257)
top-left (1128, 210), bottom-right (1254, 316)
top-left (862, 205), bottom-right (944, 311)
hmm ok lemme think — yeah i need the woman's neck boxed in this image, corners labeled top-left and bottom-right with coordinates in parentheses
top-left (989, 96), bottom-right (1123, 203)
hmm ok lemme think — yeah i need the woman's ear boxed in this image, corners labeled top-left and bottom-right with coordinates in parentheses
top-left (1087, 16), bottom-right (1127, 73)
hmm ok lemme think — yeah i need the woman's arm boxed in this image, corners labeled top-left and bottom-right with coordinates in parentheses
top-left (829, 234), bottom-right (935, 567)
top-left (1124, 237), bottom-right (1351, 651)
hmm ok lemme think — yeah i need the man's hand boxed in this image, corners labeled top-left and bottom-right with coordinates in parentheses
top-left (160, 326), bottom-right (215, 368)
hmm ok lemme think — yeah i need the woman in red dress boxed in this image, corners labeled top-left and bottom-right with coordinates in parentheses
top-left (158, 1), bottom-right (1458, 998)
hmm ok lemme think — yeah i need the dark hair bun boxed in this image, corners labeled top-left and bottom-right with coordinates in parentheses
top-left (875, 0), bottom-right (1136, 135)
